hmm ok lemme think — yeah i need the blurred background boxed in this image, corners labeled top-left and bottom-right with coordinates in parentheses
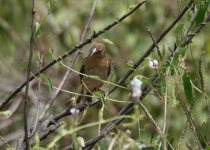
top-left (0, 0), bottom-right (210, 149)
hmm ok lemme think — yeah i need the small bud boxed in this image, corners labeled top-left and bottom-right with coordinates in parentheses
top-left (70, 108), bottom-right (80, 115)
top-left (130, 78), bottom-right (142, 102)
top-left (149, 59), bottom-right (158, 69)
top-left (77, 137), bottom-right (85, 147)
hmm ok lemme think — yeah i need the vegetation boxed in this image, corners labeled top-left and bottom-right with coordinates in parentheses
top-left (0, 0), bottom-right (210, 149)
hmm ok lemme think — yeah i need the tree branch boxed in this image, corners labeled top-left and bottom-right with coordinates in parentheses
top-left (0, 0), bottom-right (147, 110)
top-left (23, 0), bottom-right (36, 149)
top-left (37, 1), bottom-right (196, 146)
top-left (82, 11), bottom-right (210, 150)
top-left (39, 0), bottom-right (99, 121)
top-left (46, 0), bottom-right (195, 128)
top-left (108, 0), bottom-right (194, 94)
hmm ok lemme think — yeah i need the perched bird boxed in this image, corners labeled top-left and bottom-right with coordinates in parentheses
top-left (77, 42), bottom-right (111, 104)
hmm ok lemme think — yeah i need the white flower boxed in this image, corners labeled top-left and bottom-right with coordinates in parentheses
top-left (70, 108), bottom-right (80, 115)
top-left (149, 59), bottom-right (158, 69)
top-left (130, 78), bottom-right (142, 102)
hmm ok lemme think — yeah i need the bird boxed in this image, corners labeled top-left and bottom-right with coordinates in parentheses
top-left (76, 42), bottom-right (111, 104)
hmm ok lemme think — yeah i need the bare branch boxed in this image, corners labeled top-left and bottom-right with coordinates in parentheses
top-left (0, 0), bottom-right (147, 110)
top-left (83, 12), bottom-right (210, 150)
top-left (108, 0), bottom-right (195, 94)
top-left (182, 14), bottom-right (210, 47)
top-left (179, 98), bottom-right (208, 147)
top-left (29, 55), bottom-right (43, 138)
top-left (22, 0), bottom-right (36, 149)
top-left (138, 101), bottom-right (169, 150)
top-left (38, 1), bottom-right (197, 147)
top-left (82, 77), bottom-right (158, 150)
top-left (184, 10), bottom-right (198, 37)
top-left (39, 0), bottom-right (99, 121)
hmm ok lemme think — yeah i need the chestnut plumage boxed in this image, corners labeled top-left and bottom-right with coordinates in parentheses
top-left (77, 42), bottom-right (111, 103)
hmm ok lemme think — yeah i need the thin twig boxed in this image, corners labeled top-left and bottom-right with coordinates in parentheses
top-left (37, 0), bottom-right (196, 146)
top-left (108, 0), bottom-right (194, 94)
top-left (138, 101), bottom-right (170, 150)
top-left (0, 135), bottom-right (14, 150)
top-left (90, 10), bottom-right (210, 147)
top-left (28, 122), bottom-right (63, 147)
top-left (159, 86), bottom-right (168, 149)
top-left (83, 3), bottom-right (210, 150)
top-left (30, 73), bottom-right (128, 104)
top-left (39, 122), bottom-right (63, 143)
top-left (39, 0), bottom-right (99, 121)
top-left (46, 100), bottom-right (99, 127)
top-left (25, 1), bottom-right (210, 148)
top-left (182, 14), bottom-right (210, 47)
top-left (177, 11), bottom-right (207, 149)
top-left (0, 0), bottom-right (147, 110)
top-left (107, 133), bottom-right (119, 150)
top-left (83, 77), bottom-right (158, 150)
top-left (29, 55), bottom-right (43, 138)
top-left (44, 3), bottom-right (210, 149)
top-left (23, 0), bottom-right (36, 149)
top-left (60, 62), bottom-right (127, 90)
top-left (177, 106), bottom-right (194, 149)
top-left (146, 27), bottom-right (163, 61)
top-left (179, 97), bottom-right (207, 147)
top-left (184, 9), bottom-right (198, 37)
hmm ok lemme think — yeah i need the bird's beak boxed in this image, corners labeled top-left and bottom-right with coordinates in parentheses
top-left (91, 48), bottom-right (97, 56)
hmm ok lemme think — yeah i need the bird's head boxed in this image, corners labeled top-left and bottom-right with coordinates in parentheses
top-left (89, 42), bottom-right (106, 57)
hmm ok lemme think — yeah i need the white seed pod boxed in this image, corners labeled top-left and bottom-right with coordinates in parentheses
top-left (130, 78), bottom-right (142, 102)
top-left (149, 59), bottom-right (158, 69)
top-left (70, 108), bottom-right (80, 115)
top-left (77, 137), bottom-right (85, 147)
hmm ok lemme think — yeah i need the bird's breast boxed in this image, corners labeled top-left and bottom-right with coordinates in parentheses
top-left (84, 57), bottom-right (109, 79)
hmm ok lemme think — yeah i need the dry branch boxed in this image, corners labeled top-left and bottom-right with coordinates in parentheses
top-left (22, 0), bottom-right (36, 149)
top-left (0, 0), bottom-right (147, 110)
top-left (46, 1), bottom-right (199, 149)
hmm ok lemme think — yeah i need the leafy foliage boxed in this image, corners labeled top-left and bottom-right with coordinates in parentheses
top-left (0, 0), bottom-right (210, 149)
top-left (196, 0), bottom-right (209, 25)
top-left (182, 71), bottom-right (194, 105)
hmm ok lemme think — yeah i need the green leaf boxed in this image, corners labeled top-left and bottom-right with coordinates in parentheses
top-left (0, 111), bottom-right (12, 118)
top-left (48, 48), bottom-right (54, 58)
top-left (126, 60), bottom-right (133, 68)
top-left (205, 146), bottom-right (210, 150)
top-left (102, 38), bottom-right (113, 45)
top-left (46, 0), bottom-right (56, 13)
top-left (175, 24), bottom-right (184, 45)
top-left (182, 72), bottom-right (193, 104)
top-left (6, 147), bottom-right (15, 150)
top-left (47, 2), bottom-right (51, 12)
top-left (171, 52), bottom-right (179, 67)
top-left (160, 78), bottom-right (166, 96)
top-left (94, 91), bottom-right (106, 108)
top-left (34, 132), bottom-right (40, 147)
top-left (40, 73), bottom-right (53, 92)
top-left (170, 47), bottom-right (186, 72)
top-left (35, 22), bottom-right (41, 39)
top-left (178, 47), bottom-right (186, 56)
top-left (196, 0), bottom-right (209, 25)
